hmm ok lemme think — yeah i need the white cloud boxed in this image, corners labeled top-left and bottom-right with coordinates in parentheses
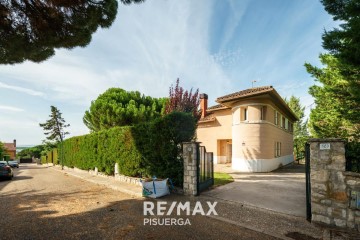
top-left (0, 105), bottom-right (24, 112)
top-left (0, 81), bottom-right (45, 97)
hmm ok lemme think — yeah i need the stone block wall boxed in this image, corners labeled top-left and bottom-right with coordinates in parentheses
top-left (309, 139), bottom-right (360, 232)
top-left (183, 142), bottom-right (199, 196)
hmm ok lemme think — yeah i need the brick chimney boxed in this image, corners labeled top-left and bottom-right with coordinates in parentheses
top-left (13, 139), bottom-right (16, 148)
top-left (200, 93), bottom-right (208, 119)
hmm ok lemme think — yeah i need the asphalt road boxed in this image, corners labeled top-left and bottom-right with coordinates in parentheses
top-left (0, 164), bottom-right (277, 240)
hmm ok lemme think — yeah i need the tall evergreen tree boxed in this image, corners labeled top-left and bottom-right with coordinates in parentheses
top-left (83, 88), bottom-right (166, 132)
top-left (39, 106), bottom-right (70, 143)
top-left (321, 0), bottom-right (360, 69)
top-left (285, 96), bottom-right (308, 158)
top-left (285, 96), bottom-right (307, 138)
top-left (40, 106), bottom-right (69, 168)
top-left (305, 0), bottom-right (360, 139)
top-left (306, 54), bottom-right (358, 138)
top-left (0, 0), bottom-right (144, 65)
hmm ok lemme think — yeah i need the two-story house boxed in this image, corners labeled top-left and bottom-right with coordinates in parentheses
top-left (197, 86), bottom-right (298, 172)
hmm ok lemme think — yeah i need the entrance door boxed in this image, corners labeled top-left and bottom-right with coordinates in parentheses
top-left (226, 144), bottom-right (232, 163)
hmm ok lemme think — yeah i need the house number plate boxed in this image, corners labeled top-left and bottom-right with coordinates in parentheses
top-left (320, 143), bottom-right (331, 150)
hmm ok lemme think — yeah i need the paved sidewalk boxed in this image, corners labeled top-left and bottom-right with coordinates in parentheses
top-left (50, 165), bottom-right (143, 197)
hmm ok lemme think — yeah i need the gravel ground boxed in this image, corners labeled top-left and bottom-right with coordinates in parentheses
top-left (0, 164), bottom-right (278, 240)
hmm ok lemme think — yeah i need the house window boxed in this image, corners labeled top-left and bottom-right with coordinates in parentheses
top-left (261, 106), bottom-right (266, 120)
top-left (281, 116), bottom-right (285, 128)
top-left (274, 110), bottom-right (278, 125)
top-left (244, 108), bottom-right (248, 121)
top-left (274, 142), bottom-right (281, 157)
top-left (285, 118), bottom-right (289, 130)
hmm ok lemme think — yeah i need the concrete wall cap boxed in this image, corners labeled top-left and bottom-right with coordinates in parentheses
top-left (308, 138), bottom-right (345, 142)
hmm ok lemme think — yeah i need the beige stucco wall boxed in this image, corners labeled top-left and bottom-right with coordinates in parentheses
top-left (197, 96), bottom-right (295, 171)
top-left (197, 109), bottom-right (232, 163)
top-left (232, 122), bottom-right (293, 159)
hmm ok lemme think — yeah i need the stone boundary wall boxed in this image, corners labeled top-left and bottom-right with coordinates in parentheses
top-left (309, 139), bottom-right (360, 232)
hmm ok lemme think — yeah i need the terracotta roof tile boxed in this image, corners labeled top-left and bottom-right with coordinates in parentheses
top-left (216, 86), bottom-right (273, 103)
top-left (199, 114), bottom-right (216, 123)
top-left (206, 104), bottom-right (229, 111)
top-left (4, 143), bottom-right (16, 151)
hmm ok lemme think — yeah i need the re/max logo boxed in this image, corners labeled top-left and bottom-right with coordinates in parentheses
top-left (143, 201), bottom-right (218, 216)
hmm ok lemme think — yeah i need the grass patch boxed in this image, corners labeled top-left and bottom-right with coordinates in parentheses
top-left (214, 172), bottom-right (234, 187)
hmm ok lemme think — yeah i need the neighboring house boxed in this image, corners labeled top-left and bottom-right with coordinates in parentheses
top-left (197, 86), bottom-right (298, 172)
top-left (3, 140), bottom-right (16, 160)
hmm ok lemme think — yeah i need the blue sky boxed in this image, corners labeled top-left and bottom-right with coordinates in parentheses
top-left (0, 0), bottom-right (336, 145)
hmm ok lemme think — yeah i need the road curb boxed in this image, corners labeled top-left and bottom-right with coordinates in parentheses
top-left (49, 166), bottom-right (143, 198)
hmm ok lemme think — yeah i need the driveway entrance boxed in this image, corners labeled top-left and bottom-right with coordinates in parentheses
top-left (204, 163), bottom-right (306, 217)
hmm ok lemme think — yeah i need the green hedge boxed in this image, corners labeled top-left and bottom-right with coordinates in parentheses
top-left (41, 156), bottom-right (46, 164)
top-left (41, 149), bottom-right (58, 164)
top-left (58, 112), bottom-right (196, 186)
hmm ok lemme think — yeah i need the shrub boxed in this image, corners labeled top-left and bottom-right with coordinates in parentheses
top-left (58, 112), bottom-right (196, 186)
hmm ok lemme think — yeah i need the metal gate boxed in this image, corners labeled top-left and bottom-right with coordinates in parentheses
top-left (197, 146), bottom-right (214, 193)
top-left (305, 142), bottom-right (311, 221)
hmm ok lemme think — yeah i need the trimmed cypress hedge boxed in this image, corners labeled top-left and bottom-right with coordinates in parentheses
top-left (42, 148), bottom-right (58, 164)
top-left (58, 112), bottom-right (196, 186)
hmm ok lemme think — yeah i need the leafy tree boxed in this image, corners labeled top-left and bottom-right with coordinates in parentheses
top-left (40, 106), bottom-right (70, 143)
top-left (0, 0), bottom-right (144, 65)
top-left (0, 141), bottom-right (5, 160)
top-left (285, 96), bottom-right (308, 159)
top-left (17, 145), bottom-right (46, 158)
top-left (83, 88), bottom-right (166, 132)
top-left (164, 78), bottom-right (200, 120)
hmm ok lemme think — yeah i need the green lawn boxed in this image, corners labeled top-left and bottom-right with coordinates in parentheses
top-left (213, 172), bottom-right (234, 187)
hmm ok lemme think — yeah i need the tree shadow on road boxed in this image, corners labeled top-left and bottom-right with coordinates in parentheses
top-left (0, 188), bottom-right (266, 240)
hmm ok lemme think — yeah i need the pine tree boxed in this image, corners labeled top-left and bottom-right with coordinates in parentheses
top-left (0, 0), bottom-right (144, 64)
top-left (83, 88), bottom-right (166, 131)
top-left (40, 106), bottom-right (69, 168)
top-left (40, 106), bottom-right (70, 143)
